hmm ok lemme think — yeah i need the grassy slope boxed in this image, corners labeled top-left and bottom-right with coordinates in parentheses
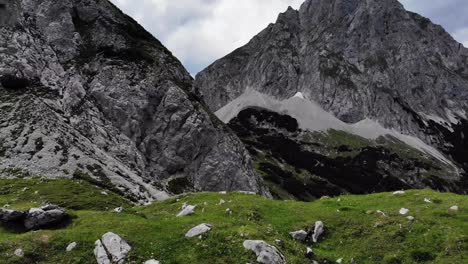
top-left (0, 179), bottom-right (466, 264)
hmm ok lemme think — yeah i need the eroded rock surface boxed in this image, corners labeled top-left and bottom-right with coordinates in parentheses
top-left (0, 0), bottom-right (268, 201)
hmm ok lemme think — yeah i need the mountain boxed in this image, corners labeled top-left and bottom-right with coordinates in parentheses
top-left (195, 0), bottom-right (468, 199)
top-left (0, 0), bottom-right (269, 202)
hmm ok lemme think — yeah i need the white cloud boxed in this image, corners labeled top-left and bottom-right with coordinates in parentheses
top-left (452, 27), bottom-right (468, 47)
top-left (110, 0), bottom-right (302, 73)
top-left (110, 0), bottom-right (468, 73)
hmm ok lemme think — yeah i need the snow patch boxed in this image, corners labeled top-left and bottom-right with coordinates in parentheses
top-left (293, 92), bottom-right (305, 99)
top-left (216, 90), bottom-right (454, 165)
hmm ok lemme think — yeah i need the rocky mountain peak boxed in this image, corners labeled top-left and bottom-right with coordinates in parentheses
top-left (195, 0), bottom-right (468, 195)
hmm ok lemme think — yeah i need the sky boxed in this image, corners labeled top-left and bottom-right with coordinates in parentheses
top-left (110, 0), bottom-right (468, 75)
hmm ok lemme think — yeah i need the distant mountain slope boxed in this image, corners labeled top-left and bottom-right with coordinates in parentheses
top-left (195, 0), bottom-right (468, 196)
top-left (0, 0), bottom-right (268, 202)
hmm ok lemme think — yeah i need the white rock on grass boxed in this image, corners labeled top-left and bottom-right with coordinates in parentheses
top-left (144, 260), bottom-right (161, 264)
top-left (424, 198), bottom-right (432, 203)
top-left (289, 230), bottom-right (307, 242)
top-left (243, 240), bottom-right (287, 264)
top-left (176, 205), bottom-right (196, 217)
top-left (406, 216), bottom-right (415, 221)
top-left (14, 248), bottom-right (24, 257)
top-left (101, 191), bottom-right (108, 196)
top-left (185, 223), bottom-right (212, 238)
top-left (399, 208), bottom-right (409, 215)
top-left (66, 242), bottom-right (77, 252)
top-left (94, 232), bottom-right (131, 264)
top-left (219, 199), bottom-right (226, 205)
top-left (312, 221), bottom-right (325, 243)
top-left (393, 191), bottom-right (405, 195)
top-left (449, 205), bottom-right (459, 211)
top-left (336, 258), bottom-right (343, 263)
top-left (113, 207), bottom-right (124, 213)
top-left (237, 191), bottom-right (257, 195)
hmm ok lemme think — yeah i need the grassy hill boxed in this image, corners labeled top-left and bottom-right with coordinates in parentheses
top-left (0, 178), bottom-right (466, 263)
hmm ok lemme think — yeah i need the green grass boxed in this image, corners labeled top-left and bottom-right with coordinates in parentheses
top-left (0, 179), bottom-right (466, 263)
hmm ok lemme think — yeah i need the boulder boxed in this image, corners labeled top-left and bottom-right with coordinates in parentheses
top-left (185, 224), bottom-right (212, 238)
top-left (24, 205), bottom-right (67, 230)
top-left (94, 232), bottom-right (131, 264)
top-left (289, 230), bottom-right (307, 242)
top-left (243, 240), bottom-right (287, 264)
top-left (311, 221), bottom-right (325, 243)
top-left (176, 205), bottom-right (196, 217)
top-left (0, 208), bottom-right (24, 222)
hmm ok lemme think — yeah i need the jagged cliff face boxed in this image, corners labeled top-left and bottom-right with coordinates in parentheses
top-left (195, 0), bottom-right (468, 195)
top-left (0, 0), bottom-right (268, 202)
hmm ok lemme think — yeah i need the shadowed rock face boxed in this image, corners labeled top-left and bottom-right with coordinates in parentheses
top-left (195, 0), bottom-right (468, 193)
top-left (229, 108), bottom-right (466, 200)
top-left (0, 0), bottom-right (269, 201)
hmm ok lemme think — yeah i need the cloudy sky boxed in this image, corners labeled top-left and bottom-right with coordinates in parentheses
top-left (110, 0), bottom-right (468, 75)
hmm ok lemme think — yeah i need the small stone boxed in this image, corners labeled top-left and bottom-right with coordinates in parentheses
top-left (406, 216), bottom-right (415, 221)
top-left (113, 207), bottom-right (124, 213)
top-left (306, 247), bottom-right (313, 257)
top-left (424, 198), bottom-right (432, 203)
top-left (449, 205), bottom-right (459, 211)
top-left (393, 191), bottom-right (405, 195)
top-left (22, 187), bottom-right (29, 192)
top-left (176, 205), bottom-right (196, 217)
top-left (219, 199), bottom-right (226, 205)
top-left (376, 210), bottom-right (386, 216)
top-left (101, 191), bottom-right (108, 196)
top-left (144, 260), bottom-right (160, 264)
top-left (185, 223), bottom-right (212, 238)
top-left (219, 191), bottom-right (227, 194)
top-left (289, 230), bottom-right (308, 242)
top-left (336, 258), bottom-right (343, 263)
top-left (14, 248), bottom-right (24, 257)
top-left (66, 242), bottom-right (77, 252)
top-left (399, 208), bottom-right (409, 215)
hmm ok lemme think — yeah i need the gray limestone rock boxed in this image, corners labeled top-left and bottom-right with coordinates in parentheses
top-left (185, 223), bottom-right (212, 238)
top-left (23, 205), bottom-right (67, 230)
top-left (94, 232), bottom-right (131, 264)
top-left (0, 208), bottom-right (24, 222)
top-left (243, 240), bottom-right (287, 264)
top-left (0, 0), bottom-right (269, 201)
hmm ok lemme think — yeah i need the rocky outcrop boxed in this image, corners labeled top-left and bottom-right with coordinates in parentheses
top-left (0, 0), bottom-right (268, 201)
top-left (195, 0), bottom-right (468, 194)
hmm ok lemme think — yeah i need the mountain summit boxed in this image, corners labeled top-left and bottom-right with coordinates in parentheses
top-left (0, 0), bottom-right (268, 202)
top-left (195, 0), bottom-right (468, 198)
